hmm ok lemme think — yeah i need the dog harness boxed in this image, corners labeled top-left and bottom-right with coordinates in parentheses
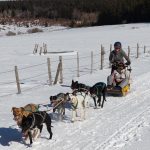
top-left (29, 112), bottom-right (46, 129)
top-left (94, 83), bottom-right (105, 96)
top-left (71, 97), bottom-right (78, 110)
top-left (25, 105), bottom-right (39, 112)
top-left (29, 114), bottom-right (36, 129)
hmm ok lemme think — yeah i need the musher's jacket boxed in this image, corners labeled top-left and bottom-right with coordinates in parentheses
top-left (109, 49), bottom-right (131, 64)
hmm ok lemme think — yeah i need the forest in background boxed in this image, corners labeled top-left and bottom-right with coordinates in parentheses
top-left (0, 0), bottom-right (150, 27)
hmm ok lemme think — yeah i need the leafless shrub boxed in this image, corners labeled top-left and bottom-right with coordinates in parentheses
top-left (17, 31), bottom-right (23, 35)
top-left (6, 31), bottom-right (16, 36)
top-left (27, 28), bottom-right (43, 33)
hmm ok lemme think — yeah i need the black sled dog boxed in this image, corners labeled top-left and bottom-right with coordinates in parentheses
top-left (89, 82), bottom-right (107, 108)
top-left (21, 111), bottom-right (53, 145)
top-left (71, 80), bottom-right (90, 94)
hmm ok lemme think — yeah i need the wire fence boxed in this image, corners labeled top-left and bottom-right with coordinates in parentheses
top-left (0, 43), bottom-right (150, 98)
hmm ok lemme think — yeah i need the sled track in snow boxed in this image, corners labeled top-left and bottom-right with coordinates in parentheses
top-left (95, 105), bottom-right (150, 150)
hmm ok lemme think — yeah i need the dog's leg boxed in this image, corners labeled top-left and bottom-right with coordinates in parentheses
top-left (23, 132), bottom-right (29, 141)
top-left (57, 108), bottom-right (61, 121)
top-left (59, 107), bottom-right (63, 121)
top-left (93, 97), bottom-right (97, 108)
top-left (38, 124), bottom-right (43, 133)
top-left (86, 98), bottom-right (89, 108)
top-left (101, 97), bottom-right (104, 108)
top-left (83, 108), bottom-right (86, 120)
top-left (102, 86), bottom-right (107, 102)
top-left (32, 128), bottom-right (40, 141)
top-left (98, 95), bottom-right (101, 107)
top-left (60, 108), bottom-right (63, 121)
top-left (28, 130), bottom-right (33, 145)
top-left (101, 89), bottom-right (106, 108)
top-left (63, 103), bottom-right (65, 115)
top-left (46, 124), bottom-right (53, 139)
top-left (75, 109), bottom-right (78, 117)
top-left (45, 114), bottom-right (53, 139)
top-left (80, 108), bottom-right (85, 121)
top-left (71, 110), bottom-right (76, 122)
top-left (63, 107), bottom-right (65, 119)
top-left (81, 100), bottom-right (85, 120)
top-left (61, 106), bottom-right (66, 120)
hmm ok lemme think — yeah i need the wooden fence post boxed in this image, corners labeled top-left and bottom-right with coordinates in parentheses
top-left (77, 52), bottom-right (80, 77)
top-left (15, 66), bottom-right (21, 94)
top-left (128, 46), bottom-right (130, 58)
top-left (109, 44), bottom-right (112, 68)
top-left (144, 46), bottom-right (146, 53)
top-left (103, 46), bottom-right (105, 68)
top-left (43, 43), bottom-right (47, 54)
top-left (33, 44), bottom-right (38, 54)
top-left (47, 58), bottom-right (52, 85)
top-left (110, 44), bottom-right (112, 53)
top-left (137, 43), bottom-right (139, 58)
top-left (43, 43), bottom-right (45, 54)
top-left (91, 51), bottom-right (93, 74)
top-left (45, 44), bottom-right (47, 54)
top-left (59, 56), bottom-right (63, 84)
top-left (54, 62), bottom-right (61, 85)
top-left (39, 47), bottom-right (42, 55)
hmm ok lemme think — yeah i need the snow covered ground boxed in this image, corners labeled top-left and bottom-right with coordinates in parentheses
top-left (0, 23), bottom-right (150, 150)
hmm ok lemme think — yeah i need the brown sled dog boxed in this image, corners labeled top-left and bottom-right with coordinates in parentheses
top-left (12, 103), bottom-right (39, 140)
top-left (12, 103), bottom-right (39, 125)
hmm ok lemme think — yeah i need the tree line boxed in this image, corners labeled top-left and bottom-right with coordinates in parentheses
top-left (0, 0), bottom-right (150, 27)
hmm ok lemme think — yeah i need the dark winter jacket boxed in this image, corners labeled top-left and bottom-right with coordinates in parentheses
top-left (109, 49), bottom-right (131, 65)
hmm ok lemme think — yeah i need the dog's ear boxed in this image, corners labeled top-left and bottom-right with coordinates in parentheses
top-left (50, 96), bottom-right (56, 101)
top-left (72, 80), bottom-right (74, 83)
top-left (72, 91), bottom-right (76, 96)
top-left (65, 92), bottom-right (69, 96)
top-left (20, 107), bottom-right (25, 111)
top-left (11, 107), bottom-right (16, 112)
top-left (11, 107), bottom-right (14, 112)
top-left (54, 96), bottom-right (57, 100)
top-left (50, 96), bottom-right (52, 100)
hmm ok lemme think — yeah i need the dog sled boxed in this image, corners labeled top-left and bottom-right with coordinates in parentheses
top-left (106, 63), bottom-right (132, 96)
top-left (106, 84), bottom-right (130, 96)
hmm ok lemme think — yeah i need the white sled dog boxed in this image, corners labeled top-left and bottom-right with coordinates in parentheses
top-left (69, 93), bottom-right (87, 122)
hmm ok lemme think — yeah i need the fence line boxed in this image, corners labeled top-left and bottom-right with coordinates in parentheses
top-left (20, 73), bottom-right (48, 81)
top-left (18, 62), bottom-right (46, 70)
top-left (0, 80), bottom-right (16, 85)
top-left (1, 43), bottom-right (150, 96)
top-left (0, 69), bottom-right (14, 75)
top-left (0, 84), bottom-right (45, 98)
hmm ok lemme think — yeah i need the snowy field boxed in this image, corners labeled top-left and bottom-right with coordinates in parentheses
top-left (0, 23), bottom-right (150, 150)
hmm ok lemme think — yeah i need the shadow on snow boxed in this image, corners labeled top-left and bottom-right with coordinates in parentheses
top-left (0, 127), bottom-right (22, 146)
